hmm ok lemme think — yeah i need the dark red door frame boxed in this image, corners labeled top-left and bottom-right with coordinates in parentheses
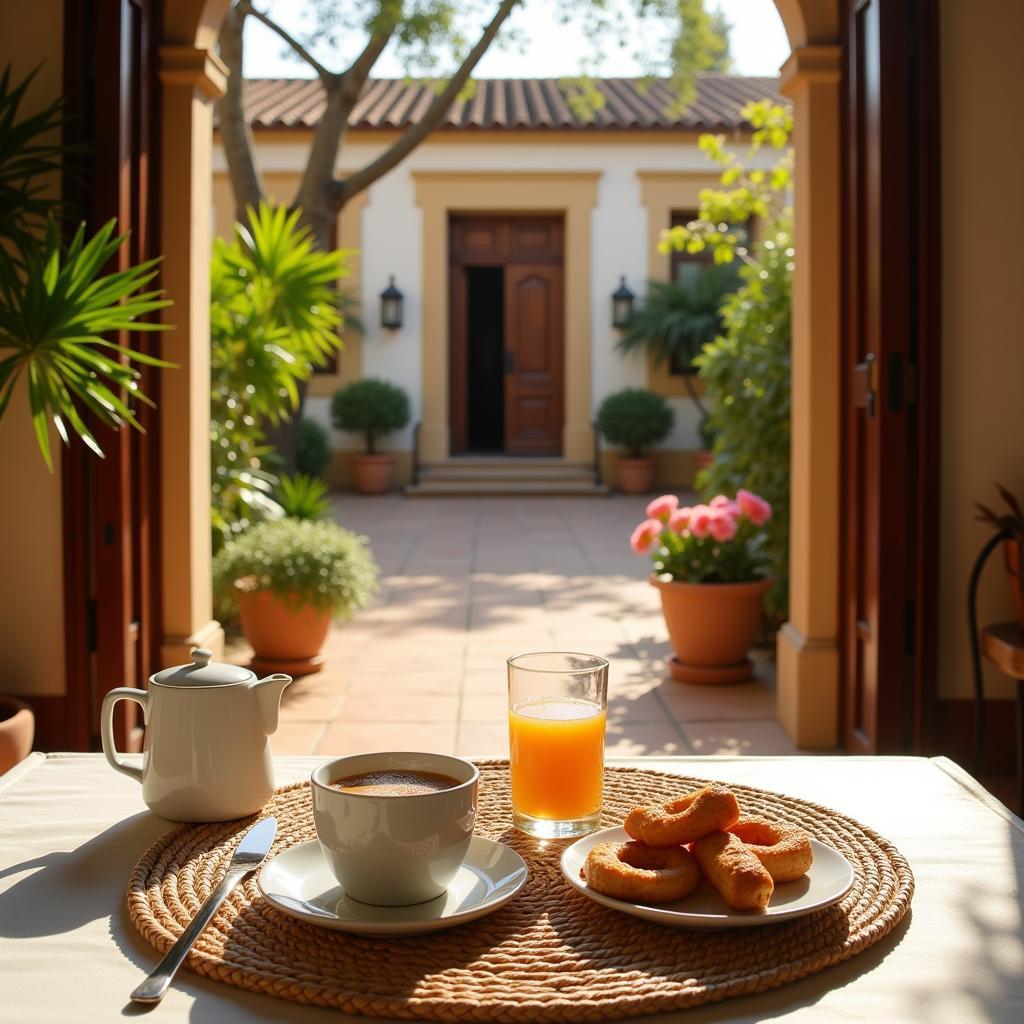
top-left (53, 0), bottom-right (161, 752)
top-left (840, 0), bottom-right (942, 754)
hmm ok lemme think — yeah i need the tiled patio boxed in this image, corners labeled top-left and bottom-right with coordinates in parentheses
top-left (232, 494), bottom-right (805, 759)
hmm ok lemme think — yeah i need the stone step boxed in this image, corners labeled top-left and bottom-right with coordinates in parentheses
top-left (418, 459), bottom-right (595, 479)
top-left (405, 479), bottom-right (610, 497)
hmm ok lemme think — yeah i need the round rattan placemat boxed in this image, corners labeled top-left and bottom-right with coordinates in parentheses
top-left (127, 762), bottom-right (913, 1020)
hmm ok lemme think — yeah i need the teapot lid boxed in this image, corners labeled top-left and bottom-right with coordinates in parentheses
top-left (151, 648), bottom-right (253, 687)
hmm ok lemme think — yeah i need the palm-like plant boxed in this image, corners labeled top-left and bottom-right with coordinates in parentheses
top-left (210, 202), bottom-right (351, 549)
top-left (0, 64), bottom-right (172, 470)
top-left (615, 263), bottom-right (738, 419)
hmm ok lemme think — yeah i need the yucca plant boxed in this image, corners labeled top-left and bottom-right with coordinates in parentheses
top-left (277, 472), bottom-right (331, 521)
top-left (0, 65), bottom-right (173, 470)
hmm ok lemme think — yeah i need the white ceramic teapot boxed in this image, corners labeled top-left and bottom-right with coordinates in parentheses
top-left (100, 648), bottom-right (292, 822)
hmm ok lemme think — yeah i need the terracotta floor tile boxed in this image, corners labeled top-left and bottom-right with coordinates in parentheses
top-left (605, 721), bottom-right (691, 758)
top-left (680, 718), bottom-right (800, 756)
top-left (273, 721), bottom-right (327, 756)
top-left (657, 677), bottom-right (778, 723)
top-left (345, 670), bottom-right (463, 697)
top-left (455, 721), bottom-right (510, 758)
top-left (278, 690), bottom-right (344, 722)
top-left (316, 721), bottom-right (457, 756)
top-left (460, 692), bottom-right (508, 722)
top-left (336, 692), bottom-right (460, 723)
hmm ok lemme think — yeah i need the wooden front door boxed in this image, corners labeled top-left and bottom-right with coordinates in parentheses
top-left (841, 0), bottom-right (940, 753)
top-left (449, 216), bottom-right (564, 455)
top-left (59, 0), bottom-right (161, 751)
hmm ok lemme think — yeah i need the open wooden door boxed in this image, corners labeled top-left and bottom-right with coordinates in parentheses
top-left (841, 0), bottom-right (941, 753)
top-left (61, 0), bottom-right (161, 751)
top-left (504, 265), bottom-right (564, 455)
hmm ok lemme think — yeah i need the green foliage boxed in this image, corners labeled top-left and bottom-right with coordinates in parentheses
top-left (0, 65), bottom-right (173, 470)
top-left (616, 263), bottom-right (738, 374)
top-left (596, 388), bottom-right (674, 458)
top-left (330, 377), bottom-right (411, 454)
top-left (662, 98), bottom-right (795, 618)
top-left (213, 517), bottom-right (379, 620)
top-left (695, 240), bottom-right (791, 615)
top-left (210, 202), bottom-right (351, 549)
top-left (296, 416), bottom-right (332, 477)
top-left (276, 472), bottom-right (331, 521)
top-left (0, 65), bottom-right (70, 253)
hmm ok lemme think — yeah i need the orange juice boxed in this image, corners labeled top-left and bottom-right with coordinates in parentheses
top-left (509, 698), bottom-right (605, 820)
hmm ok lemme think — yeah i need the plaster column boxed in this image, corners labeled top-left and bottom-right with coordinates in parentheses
top-left (157, 46), bottom-right (227, 664)
top-left (776, 45), bottom-right (843, 747)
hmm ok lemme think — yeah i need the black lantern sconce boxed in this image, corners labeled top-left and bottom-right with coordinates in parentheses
top-left (611, 276), bottom-right (635, 329)
top-left (380, 276), bottom-right (404, 330)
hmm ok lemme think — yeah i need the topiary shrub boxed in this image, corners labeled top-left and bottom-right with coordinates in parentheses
top-left (330, 378), bottom-right (411, 454)
top-left (595, 388), bottom-right (674, 458)
top-left (213, 517), bottom-right (378, 622)
top-left (296, 417), bottom-right (331, 477)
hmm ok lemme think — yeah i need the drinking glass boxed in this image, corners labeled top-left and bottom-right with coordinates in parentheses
top-left (507, 652), bottom-right (609, 838)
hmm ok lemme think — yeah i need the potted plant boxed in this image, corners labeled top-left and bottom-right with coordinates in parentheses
top-left (331, 378), bottom-right (411, 493)
top-left (0, 696), bottom-right (34, 775)
top-left (631, 490), bottom-right (773, 684)
top-left (213, 518), bottom-right (379, 676)
top-left (596, 388), bottom-right (674, 494)
top-left (975, 484), bottom-right (1024, 628)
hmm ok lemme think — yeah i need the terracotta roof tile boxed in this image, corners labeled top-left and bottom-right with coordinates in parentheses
top-left (234, 74), bottom-right (784, 132)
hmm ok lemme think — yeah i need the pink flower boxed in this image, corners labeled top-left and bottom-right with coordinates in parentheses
top-left (710, 494), bottom-right (740, 517)
top-left (645, 494), bottom-right (679, 521)
top-left (707, 509), bottom-right (739, 542)
top-left (630, 518), bottom-right (664, 555)
top-left (688, 505), bottom-right (713, 539)
top-left (736, 488), bottom-right (773, 526)
top-left (668, 506), bottom-right (692, 533)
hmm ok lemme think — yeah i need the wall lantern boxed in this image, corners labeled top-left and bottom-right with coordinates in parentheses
top-left (380, 276), bottom-right (404, 330)
top-left (611, 276), bottom-right (635, 329)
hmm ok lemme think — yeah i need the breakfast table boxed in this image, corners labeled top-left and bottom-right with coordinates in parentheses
top-left (1, 752), bottom-right (1022, 1023)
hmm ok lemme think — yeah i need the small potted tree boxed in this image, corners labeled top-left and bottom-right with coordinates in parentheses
top-left (596, 388), bottom-right (674, 494)
top-left (331, 378), bottom-right (411, 493)
top-left (213, 518), bottom-right (379, 676)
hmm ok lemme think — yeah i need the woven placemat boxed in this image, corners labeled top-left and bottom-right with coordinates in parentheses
top-left (127, 762), bottom-right (913, 1020)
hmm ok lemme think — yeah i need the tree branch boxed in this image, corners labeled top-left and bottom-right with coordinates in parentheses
top-left (241, 0), bottom-right (336, 82)
top-left (339, 29), bottom-right (394, 103)
top-left (333, 0), bottom-right (519, 206)
top-left (217, 2), bottom-right (265, 222)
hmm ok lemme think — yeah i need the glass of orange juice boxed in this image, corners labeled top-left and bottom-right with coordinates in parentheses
top-left (507, 652), bottom-right (608, 838)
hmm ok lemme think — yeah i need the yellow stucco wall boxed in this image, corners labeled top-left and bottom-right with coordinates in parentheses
top-left (937, 0), bottom-right (1024, 700)
top-left (0, 0), bottom-right (67, 697)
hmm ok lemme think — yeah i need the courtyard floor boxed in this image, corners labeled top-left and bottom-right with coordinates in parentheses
top-left (235, 494), bottom-right (803, 759)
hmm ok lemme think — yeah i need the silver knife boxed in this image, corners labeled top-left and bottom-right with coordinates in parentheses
top-left (130, 816), bottom-right (278, 1005)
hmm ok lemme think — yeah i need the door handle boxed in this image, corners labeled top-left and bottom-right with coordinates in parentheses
top-left (852, 352), bottom-right (876, 418)
top-left (504, 351), bottom-right (516, 374)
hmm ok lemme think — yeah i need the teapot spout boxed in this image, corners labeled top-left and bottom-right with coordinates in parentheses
top-left (253, 673), bottom-right (292, 735)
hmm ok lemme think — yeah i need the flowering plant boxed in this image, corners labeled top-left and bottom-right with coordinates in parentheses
top-left (630, 491), bottom-right (773, 584)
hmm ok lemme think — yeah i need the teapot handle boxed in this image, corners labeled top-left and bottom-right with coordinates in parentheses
top-left (101, 688), bottom-right (149, 783)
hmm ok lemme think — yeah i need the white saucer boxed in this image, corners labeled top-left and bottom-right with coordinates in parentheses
top-left (561, 826), bottom-right (855, 930)
top-left (258, 836), bottom-right (528, 935)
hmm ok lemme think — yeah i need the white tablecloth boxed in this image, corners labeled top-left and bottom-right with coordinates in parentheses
top-left (0, 753), bottom-right (1021, 1023)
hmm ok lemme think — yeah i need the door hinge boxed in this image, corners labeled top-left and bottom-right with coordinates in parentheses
top-left (86, 597), bottom-right (98, 654)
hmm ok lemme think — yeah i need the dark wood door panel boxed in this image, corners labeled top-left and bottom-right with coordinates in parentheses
top-left (504, 264), bottom-right (563, 454)
top-left (450, 216), bottom-right (507, 262)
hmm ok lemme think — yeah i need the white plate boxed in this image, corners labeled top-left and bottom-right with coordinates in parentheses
top-left (561, 826), bottom-right (854, 929)
top-left (258, 836), bottom-right (528, 936)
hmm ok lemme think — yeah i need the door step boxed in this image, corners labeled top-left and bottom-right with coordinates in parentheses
top-left (405, 458), bottom-right (607, 496)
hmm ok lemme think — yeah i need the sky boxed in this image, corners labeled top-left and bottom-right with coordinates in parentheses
top-left (243, 1), bottom-right (791, 81)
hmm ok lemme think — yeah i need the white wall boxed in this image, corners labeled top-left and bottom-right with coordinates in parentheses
top-left (215, 134), bottom-right (768, 455)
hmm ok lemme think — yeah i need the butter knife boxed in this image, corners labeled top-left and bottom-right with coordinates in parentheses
top-left (130, 816), bottom-right (278, 1005)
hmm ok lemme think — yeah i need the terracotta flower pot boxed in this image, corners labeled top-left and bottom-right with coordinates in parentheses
top-left (0, 696), bottom-right (34, 775)
top-left (651, 575), bottom-right (772, 685)
top-left (694, 450), bottom-right (714, 472)
top-left (617, 457), bottom-right (655, 495)
top-left (236, 587), bottom-right (333, 678)
top-left (1004, 539), bottom-right (1024, 629)
top-left (353, 454), bottom-right (395, 494)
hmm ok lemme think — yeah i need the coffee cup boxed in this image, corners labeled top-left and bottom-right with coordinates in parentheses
top-left (310, 752), bottom-right (479, 906)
